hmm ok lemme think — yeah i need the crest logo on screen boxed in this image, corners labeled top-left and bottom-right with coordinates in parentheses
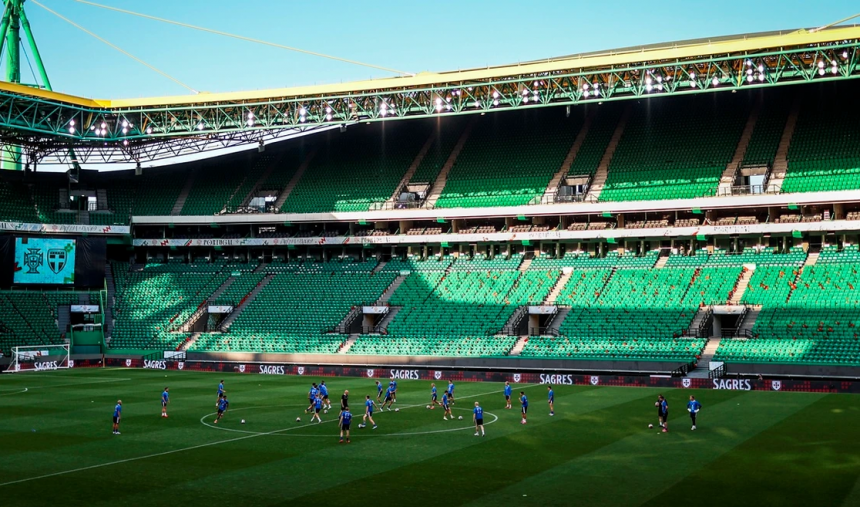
top-left (238, 365), bottom-right (245, 373)
top-left (771, 380), bottom-right (782, 391)
top-left (682, 378), bottom-right (691, 388)
top-left (125, 359), bottom-right (132, 367)
top-left (47, 249), bottom-right (67, 274)
top-left (24, 248), bottom-right (43, 274)
top-left (297, 367), bottom-right (305, 375)
top-left (366, 369), bottom-right (375, 378)
top-left (590, 376), bottom-right (600, 386)
top-left (513, 374), bottom-right (521, 383)
top-left (177, 362), bottom-right (184, 370)
top-left (434, 371), bottom-right (442, 380)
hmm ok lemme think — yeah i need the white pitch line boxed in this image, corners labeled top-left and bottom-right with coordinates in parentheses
top-left (0, 388), bottom-right (28, 397)
top-left (0, 383), bottom-right (538, 488)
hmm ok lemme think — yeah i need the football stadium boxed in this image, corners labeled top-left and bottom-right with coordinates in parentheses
top-left (2, 2), bottom-right (860, 505)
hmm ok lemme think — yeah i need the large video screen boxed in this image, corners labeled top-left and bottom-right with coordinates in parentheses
top-left (13, 237), bottom-right (77, 284)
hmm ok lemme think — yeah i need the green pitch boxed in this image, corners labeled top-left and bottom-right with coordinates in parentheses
top-left (2, 369), bottom-right (860, 507)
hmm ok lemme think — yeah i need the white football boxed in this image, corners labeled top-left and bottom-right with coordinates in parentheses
top-left (648, 424), bottom-right (653, 429)
top-left (241, 419), bottom-right (246, 424)
top-left (324, 410), bottom-right (328, 414)
top-left (426, 405), bottom-right (430, 409)
top-left (296, 417), bottom-right (301, 422)
top-left (395, 408), bottom-right (400, 412)
top-left (458, 415), bottom-right (463, 420)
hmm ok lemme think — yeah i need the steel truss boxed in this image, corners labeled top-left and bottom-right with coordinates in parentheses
top-left (1, 38), bottom-right (860, 165)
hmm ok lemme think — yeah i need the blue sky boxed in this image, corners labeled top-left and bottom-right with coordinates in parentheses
top-left (14, 0), bottom-right (859, 99)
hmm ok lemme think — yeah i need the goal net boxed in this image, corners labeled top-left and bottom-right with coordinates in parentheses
top-left (4, 344), bottom-right (70, 373)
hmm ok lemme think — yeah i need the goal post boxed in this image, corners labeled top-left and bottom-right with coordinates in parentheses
top-left (4, 344), bottom-right (71, 373)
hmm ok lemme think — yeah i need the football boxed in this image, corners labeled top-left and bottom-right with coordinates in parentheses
top-left (395, 408), bottom-right (400, 412)
top-left (648, 424), bottom-right (654, 429)
top-left (324, 409), bottom-right (328, 414)
top-left (358, 424), bottom-right (365, 429)
top-left (426, 405), bottom-right (430, 409)
top-left (296, 417), bottom-right (301, 422)
top-left (241, 419), bottom-right (246, 424)
top-left (458, 416), bottom-right (463, 420)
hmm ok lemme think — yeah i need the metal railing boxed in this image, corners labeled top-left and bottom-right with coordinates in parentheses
top-left (717, 183), bottom-right (782, 197)
top-left (709, 363), bottom-right (727, 379)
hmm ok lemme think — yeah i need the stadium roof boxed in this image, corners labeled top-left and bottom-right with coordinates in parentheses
top-left (2, 24), bottom-right (860, 164)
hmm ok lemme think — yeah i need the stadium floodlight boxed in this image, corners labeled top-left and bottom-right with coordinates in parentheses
top-left (121, 120), bottom-right (129, 128)
top-left (196, 123), bottom-right (204, 130)
top-left (645, 77), bottom-right (652, 85)
top-left (656, 76), bottom-right (662, 83)
top-left (832, 66), bottom-right (839, 75)
top-left (123, 140), bottom-right (129, 146)
top-left (145, 127), bottom-right (153, 134)
top-left (247, 111), bottom-right (255, 119)
top-left (446, 104), bottom-right (452, 110)
top-left (593, 88), bottom-right (600, 97)
top-left (758, 65), bottom-right (764, 72)
top-left (68, 127), bottom-right (75, 134)
top-left (645, 84), bottom-right (653, 92)
top-left (474, 100), bottom-right (481, 108)
top-left (492, 90), bottom-right (499, 99)
top-left (657, 84), bottom-right (663, 91)
top-left (747, 75), bottom-right (754, 83)
top-left (746, 69), bottom-right (753, 75)
top-left (818, 68), bottom-right (826, 76)
top-left (300, 115), bottom-right (306, 122)
top-left (325, 106), bottom-right (332, 113)
top-left (523, 95), bottom-right (529, 103)
top-left (712, 76), bottom-right (719, 86)
top-left (122, 127), bottom-right (128, 134)
top-left (759, 74), bottom-right (765, 82)
top-left (299, 107), bottom-right (307, 115)
top-left (582, 91), bottom-right (589, 98)
top-left (493, 99), bottom-right (499, 106)
top-left (843, 50), bottom-right (849, 59)
top-left (69, 119), bottom-right (75, 126)
top-left (326, 113), bottom-right (332, 121)
top-left (435, 97), bottom-right (443, 105)
top-left (689, 72), bottom-right (696, 79)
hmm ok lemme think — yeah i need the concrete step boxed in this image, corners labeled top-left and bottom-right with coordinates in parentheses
top-left (545, 307), bottom-right (570, 335)
top-left (517, 256), bottom-right (533, 271)
top-left (508, 336), bottom-right (529, 356)
top-left (384, 134), bottom-right (436, 206)
top-left (767, 98), bottom-right (801, 193)
top-left (378, 274), bottom-right (408, 303)
top-left (171, 171), bottom-right (195, 215)
top-left (542, 113), bottom-right (594, 202)
top-left (586, 105), bottom-right (631, 201)
top-left (273, 149), bottom-right (317, 211)
top-left (729, 265), bottom-right (756, 304)
top-left (545, 270), bottom-right (573, 304)
top-left (424, 117), bottom-right (478, 208)
top-left (338, 334), bottom-right (360, 354)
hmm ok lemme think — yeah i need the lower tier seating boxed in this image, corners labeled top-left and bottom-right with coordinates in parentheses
top-left (0, 291), bottom-right (98, 355)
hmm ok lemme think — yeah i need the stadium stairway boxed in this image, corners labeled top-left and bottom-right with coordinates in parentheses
top-left (544, 269), bottom-right (573, 304)
top-left (338, 333), bottom-right (360, 354)
top-left (586, 104), bottom-right (631, 202)
top-left (424, 117), bottom-right (477, 208)
top-left (104, 264), bottom-right (116, 338)
top-left (686, 307), bottom-right (711, 336)
top-left (804, 250), bottom-right (820, 267)
top-left (78, 210), bottom-right (89, 225)
top-left (383, 133), bottom-right (436, 206)
top-left (180, 331), bottom-right (202, 351)
top-left (545, 306), bottom-right (570, 334)
top-left (171, 171), bottom-right (196, 215)
top-left (57, 304), bottom-right (71, 337)
top-left (736, 305), bottom-right (761, 335)
top-left (517, 255), bottom-right (532, 271)
top-left (766, 97), bottom-right (801, 192)
top-left (507, 336), bottom-right (528, 356)
top-left (541, 113), bottom-right (594, 202)
top-left (654, 254), bottom-right (670, 269)
top-left (687, 337), bottom-right (721, 378)
top-left (239, 153), bottom-right (281, 206)
top-left (219, 273), bottom-right (274, 331)
top-left (719, 100), bottom-right (762, 194)
top-left (378, 274), bottom-right (409, 303)
top-left (273, 149), bottom-right (318, 211)
top-left (729, 266), bottom-right (756, 304)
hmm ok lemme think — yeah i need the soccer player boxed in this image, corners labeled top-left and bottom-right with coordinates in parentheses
top-left (339, 407), bottom-right (352, 443)
top-left (360, 395), bottom-right (378, 429)
top-left (655, 395), bottom-right (665, 428)
top-left (441, 391), bottom-right (453, 420)
top-left (311, 394), bottom-right (323, 423)
top-left (161, 387), bottom-right (169, 418)
top-left (430, 383), bottom-right (441, 409)
top-left (520, 392), bottom-right (528, 424)
top-left (112, 400), bottom-right (122, 435)
top-left (547, 385), bottom-right (555, 416)
top-left (216, 380), bottom-right (224, 407)
top-left (381, 384), bottom-right (395, 411)
top-left (687, 395), bottom-right (702, 430)
top-left (447, 380), bottom-right (455, 404)
top-left (473, 402), bottom-right (485, 437)
top-left (375, 381), bottom-right (383, 402)
top-left (214, 393), bottom-right (229, 424)
top-left (504, 381), bottom-right (512, 409)
top-left (341, 390), bottom-right (349, 410)
top-left (660, 395), bottom-right (669, 433)
top-left (306, 383), bottom-right (319, 413)
top-left (320, 381), bottom-right (331, 410)
top-left (389, 380), bottom-right (397, 403)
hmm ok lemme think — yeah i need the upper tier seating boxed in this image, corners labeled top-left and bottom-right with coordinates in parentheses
top-left (281, 122), bottom-right (429, 212)
top-left (409, 116), bottom-right (469, 184)
top-left (742, 92), bottom-right (791, 167)
top-left (566, 105), bottom-right (623, 177)
top-left (433, 109), bottom-right (584, 208)
top-left (599, 95), bottom-right (748, 202)
top-left (782, 87), bottom-right (860, 193)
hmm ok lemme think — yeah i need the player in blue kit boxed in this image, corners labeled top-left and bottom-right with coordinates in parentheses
top-left (339, 408), bottom-right (352, 443)
top-left (381, 385), bottom-right (395, 411)
top-left (430, 383), bottom-right (441, 409)
top-left (112, 400), bottom-right (122, 435)
top-left (473, 402), bottom-right (485, 437)
top-left (520, 392), bottom-right (528, 424)
top-left (547, 385), bottom-right (555, 416)
top-left (306, 383), bottom-right (319, 413)
top-left (359, 395), bottom-right (378, 429)
top-left (214, 394), bottom-right (229, 424)
top-left (447, 380), bottom-right (455, 404)
top-left (320, 381), bottom-right (331, 410)
top-left (441, 391), bottom-right (453, 420)
top-left (504, 381), bottom-right (512, 409)
top-left (216, 380), bottom-right (224, 407)
top-left (161, 387), bottom-right (169, 418)
top-left (687, 395), bottom-right (702, 430)
top-left (375, 381), bottom-right (383, 402)
top-left (389, 380), bottom-right (397, 403)
top-left (660, 395), bottom-right (669, 433)
top-left (311, 394), bottom-right (323, 423)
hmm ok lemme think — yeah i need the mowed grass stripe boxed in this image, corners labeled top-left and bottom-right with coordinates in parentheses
top-left (468, 390), bottom-right (824, 507)
top-left (642, 394), bottom-right (860, 507)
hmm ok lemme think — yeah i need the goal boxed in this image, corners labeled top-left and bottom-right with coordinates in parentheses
top-left (4, 344), bottom-right (70, 373)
